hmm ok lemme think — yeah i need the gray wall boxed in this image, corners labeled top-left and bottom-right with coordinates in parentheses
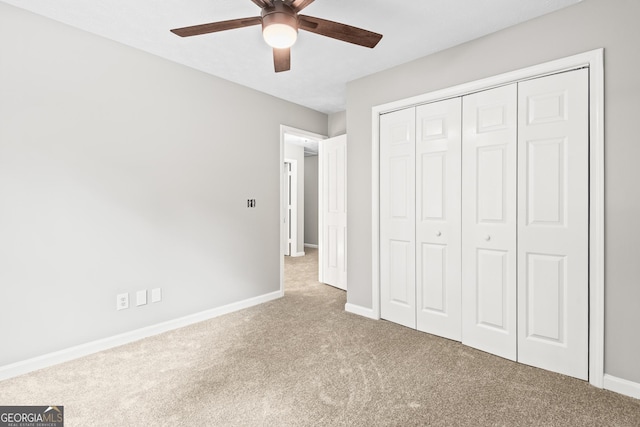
top-left (328, 111), bottom-right (347, 137)
top-left (0, 3), bottom-right (326, 367)
top-left (304, 156), bottom-right (319, 246)
top-left (346, 0), bottom-right (640, 383)
top-left (284, 142), bottom-right (306, 253)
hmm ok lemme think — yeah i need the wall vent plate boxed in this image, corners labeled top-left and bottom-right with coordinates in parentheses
top-left (136, 290), bottom-right (147, 306)
top-left (151, 288), bottom-right (162, 303)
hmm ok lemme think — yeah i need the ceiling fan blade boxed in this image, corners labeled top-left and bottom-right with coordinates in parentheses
top-left (298, 15), bottom-right (382, 48)
top-left (273, 47), bottom-right (291, 72)
top-left (170, 17), bottom-right (261, 37)
top-left (250, 0), bottom-right (273, 8)
top-left (286, 0), bottom-right (315, 12)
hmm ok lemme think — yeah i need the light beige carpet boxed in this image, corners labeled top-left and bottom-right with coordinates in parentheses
top-left (1, 248), bottom-right (639, 426)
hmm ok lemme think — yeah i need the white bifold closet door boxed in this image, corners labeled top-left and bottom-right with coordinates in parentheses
top-left (415, 99), bottom-right (462, 341)
top-left (461, 84), bottom-right (518, 361)
top-left (379, 68), bottom-right (588, 380)
top-left (516, 69), bottom-right (589, 380)
top-left (380, 107), bottom-right (417, 329)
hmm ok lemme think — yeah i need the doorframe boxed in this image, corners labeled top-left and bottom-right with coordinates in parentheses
top-left (370, 49), bottom-right (604, 388)
top-left (279, 125), bottom-right (327, 294)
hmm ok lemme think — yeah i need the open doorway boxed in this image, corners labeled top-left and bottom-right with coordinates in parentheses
top-left (279, 125), bottom-right (326, 293)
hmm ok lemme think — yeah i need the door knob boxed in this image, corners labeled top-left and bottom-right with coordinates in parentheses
top-left (484, 235), bottom-right (491, 241)
top-left (436, 231), bottom-right (442, 237)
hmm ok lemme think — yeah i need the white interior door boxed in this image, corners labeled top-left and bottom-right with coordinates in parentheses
top-left (380, 108), bottom-right (416, 329)
top-left (517, 69), bottom-right (589, 379)
top-left (415, 98), bottom-right (462, 340)
top-left (462, 84), bottom-right (518, 360)
top-left (320, 135), bottom-right (347, 290)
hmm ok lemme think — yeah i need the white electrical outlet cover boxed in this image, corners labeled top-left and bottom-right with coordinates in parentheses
top-left (117, 293), bottom-right (129, 311)
top-left (136, 290), bottom-right (147, 306)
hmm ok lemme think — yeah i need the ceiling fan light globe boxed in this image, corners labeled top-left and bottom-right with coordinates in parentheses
top-left (263, 23), bottom-right (298, 48)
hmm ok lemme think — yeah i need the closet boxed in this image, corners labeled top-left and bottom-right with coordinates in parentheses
top-left (379, 69), bottom-right (589, 380)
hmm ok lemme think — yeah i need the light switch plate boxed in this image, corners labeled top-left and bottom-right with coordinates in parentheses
top-left (151, 288), bottom-right (162, 303)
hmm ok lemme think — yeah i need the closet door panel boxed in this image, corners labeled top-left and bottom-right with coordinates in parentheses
top-left (517, 69), bottom-right (589, 380)
top-left (476, 248), bottom-right (509, 330)
top-left (380, 108), bottom-right (416, 329)
top-left (416, 98), bottom-right (462, 340)
top-left (462, 84), bottom-right (518, 361)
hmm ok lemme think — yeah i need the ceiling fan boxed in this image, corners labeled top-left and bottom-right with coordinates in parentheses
top-left (170, 0), bottom-right (383, 73)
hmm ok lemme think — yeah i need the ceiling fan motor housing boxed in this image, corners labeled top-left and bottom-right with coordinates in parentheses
top-left (261, 1), bottom-right (299, 32)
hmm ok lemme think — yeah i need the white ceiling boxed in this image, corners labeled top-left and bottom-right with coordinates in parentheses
top-left (284, 133), bottom-right (319, 156)
top-left (3, 0), bottom-right (581, 114)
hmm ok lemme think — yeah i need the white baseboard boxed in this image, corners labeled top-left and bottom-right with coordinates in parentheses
top-left (604, 374), bottom-right (640, 399)
top-left (304, 243), bottom-right (318, 249)
top-left (0, 290), bottom-right (283, 382)
top-left (291, 251), bottom-right (305, 257)
top-left (345, 303), bottom-right (379, 320)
